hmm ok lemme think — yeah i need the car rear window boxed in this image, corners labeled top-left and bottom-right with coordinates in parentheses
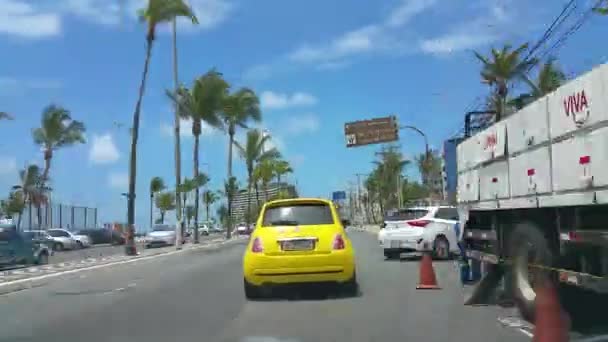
top-left (262, 203), bottom-right (334, 226)
top-left (384, 209), bottom-right (429, 221)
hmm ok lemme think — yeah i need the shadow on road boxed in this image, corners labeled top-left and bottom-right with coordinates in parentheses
top-left (251, 284), bottom-right (363, 302)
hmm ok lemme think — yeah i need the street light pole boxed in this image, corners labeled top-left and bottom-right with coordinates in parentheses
top-left (400, 125), bottom-right (430, 185)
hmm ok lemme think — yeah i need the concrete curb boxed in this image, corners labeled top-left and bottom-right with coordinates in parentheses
top-left (0, 238), bottom-right (246, 296)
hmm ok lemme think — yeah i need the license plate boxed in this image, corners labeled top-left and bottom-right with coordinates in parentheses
top-left (390, 240), bottom-right (400, 248)
top-left (281, 239), bottom-right (314, 251)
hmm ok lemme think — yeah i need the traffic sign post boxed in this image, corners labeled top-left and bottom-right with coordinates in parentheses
top-left (344, 116), bottom-right (399, 148)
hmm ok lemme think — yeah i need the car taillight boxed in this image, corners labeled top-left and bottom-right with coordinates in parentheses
top-left (408, 220), bottom-right (430, 227)
top-left (251, 237), bottom-right (263, 253)
top-left (332, 234), bottom-right (345, 250)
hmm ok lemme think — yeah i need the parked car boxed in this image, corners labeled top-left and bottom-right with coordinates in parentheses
top-left (144, 225), bottom-right (185, 248)
top-left (46, 228), bottom-right (82, 251)
top-left (380, 206), bottom-right (460, 260)
top-left (0, 224), bottom-right (52, 267)
top-left (75, 228), bottom-right (125, 245)
top-left (25, 230), bottom-right (59, 251)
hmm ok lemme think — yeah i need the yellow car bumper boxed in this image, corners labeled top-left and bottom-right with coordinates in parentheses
top-left (243, 252), bottom-right (355, 286)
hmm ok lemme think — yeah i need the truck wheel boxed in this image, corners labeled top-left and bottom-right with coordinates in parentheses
top-left (508, 221), bottom-right (556, 322)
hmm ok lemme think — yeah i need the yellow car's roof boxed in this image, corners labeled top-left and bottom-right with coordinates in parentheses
top-left (264, 197), bottom-right (332, 207)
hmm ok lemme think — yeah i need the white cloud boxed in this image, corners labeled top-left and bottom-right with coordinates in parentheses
top-left (385, 0), bottom-right (437, 28)
top-left (160, 118), bottom-right (217, 139)
top-left (89, 133), bottom-right (120, 164)
top-left (418, 1), bottom-right (521, 55)
top-left (420, 32), bottom-right (496, 55)
top-left (261, 91), bottom-right (318, 110)
top-left (243, 0), bottom-right (435, 79)
top-left (0, 0), bottom-right (233, 39)
top-left (108, 171), bottom-right (128, 189)
top-left (0, 0), bottom-right (61, 38)
top-left (284, 114), bottom-right (320, 135)
top-left (0, 156), bottom-right (17, 175)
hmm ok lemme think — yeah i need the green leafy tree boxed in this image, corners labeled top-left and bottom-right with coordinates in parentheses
top-left (149, 177), bottom-right (166, 228)
top-left (216, 204), bottom-right (229, 230)
top-left (220, 88), bottom-right (262, 182)
top-left (185, 205), bottom-right (195, 228)
top-left (415, 149), bottom-right (442, 196)
top-left (474, 43), bottom-right (537, 120)
top-left (253, 159), bottom-right (275, 202)
top-left (167, 69), bottom-right (228, 242)
top-left (221, 177), bottom-right (239, 238)
top-left (202, 190), bottom-right (219, 224)
top-left (236, 129), bottom-right (280, 227)
top-left (511, 58), bottom-right (566, 110)
top-left (155, 191), bottom-right (176, 224)
top-left (594, 2), bottom-right (608, 14)
top-left (126, 0), bottom-right (197, 255)
top-left (12, 165), bottom-right (50, 229)
top-left (0, 112), bottom-right (13, 121)
top-left (32, 105), bottom-right (86, 185)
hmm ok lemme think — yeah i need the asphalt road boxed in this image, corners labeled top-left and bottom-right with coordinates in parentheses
top-left (48, 234), bottom-right (219, 264)
top-left (0, 231), bottom-right (528, 342)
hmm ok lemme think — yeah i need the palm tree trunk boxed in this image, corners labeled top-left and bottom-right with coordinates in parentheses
top-left (160, 211), bottom-right (165, 224)
top-left (255, 182), bottom-right (260, 207)
top-left (205, 203), bottom-right (210, 223)
top-left (149, 193), bottom-right (153, 229)
top-left (41, 149), bottom-right (52, 187)
top-left (37, 204), bottom-right (42, 229)
top-left (171, 18), bottom-right (184, 249)
top-left (246, 172), bottom-right (252, 228)
top-left (193, 134), bottom-right (200, 244)
top-left (226, 129), bottom-right (235, 240)
top-left (126, 37), bottom-right (153, 255)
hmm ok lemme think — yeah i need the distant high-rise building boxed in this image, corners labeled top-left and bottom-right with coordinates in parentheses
top-left (230, 182), bottom-right (298, 223)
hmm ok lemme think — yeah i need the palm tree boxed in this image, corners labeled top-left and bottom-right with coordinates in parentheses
top-left (222, 177), bottom-right (239, 238)
top-left (0, 112), bottom-right (13, 120)
top-left (12, 165), bottom-right (49, 230)
top-left (127, 0), bottom-right (197, 255)
top-left (254, 159), bottom-right (275, 202)
top-left (236, 129), bottom-right (280, 227)
top-left (511, 58), bottom-right (566, 110)
top-left (274, 159), bottom-right (293, 195)
top-left (155, 191), bottom-right (176, 224)
top-left (149, 177), bottom-right (166, 228)
top-left (167, 70), bottom-right (228, 243)
top-left (594, 3), bottom-right (608, 14)
top-left (220, 88), bottom-right (262, 181)
top-left (474, 43), bottom-right (537, 120)
top-left (216, 204), bottom-right (229, 230)
top-left (32, 105), bottom-right (86, 185)
top-left (202, 190), bottom-right (219, 224)
top-left (185, 205), bottom-right (195, 229)
top-left (414, 150), bottom-right (441, 198)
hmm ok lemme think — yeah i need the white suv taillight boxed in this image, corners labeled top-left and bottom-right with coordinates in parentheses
top-left (251, 237), bottom-right (263, 253)
top-left (332, 234), bottom-right (345, 250)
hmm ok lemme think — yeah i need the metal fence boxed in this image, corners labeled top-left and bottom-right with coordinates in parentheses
top-left (17, 203), bottom-right (98, 231)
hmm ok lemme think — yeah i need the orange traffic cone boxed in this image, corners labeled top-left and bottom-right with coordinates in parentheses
top-left (532, 283), bottom-right (569, 342)
top-left (416, 252), bottom-right (441, 289)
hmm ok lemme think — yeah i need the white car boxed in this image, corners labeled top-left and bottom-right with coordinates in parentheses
top-left (380, 206), bottom-right (460, 260)
top-left (145, 224), bottom-right (185, 248)
top-left (46, 228), bottom-right (84, 250)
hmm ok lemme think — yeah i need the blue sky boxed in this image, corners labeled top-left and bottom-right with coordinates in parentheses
top-left (0, 0), bottom-right (606, 228)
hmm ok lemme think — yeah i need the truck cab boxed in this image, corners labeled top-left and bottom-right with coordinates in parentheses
top-left (0, 224), bottom-right (52, 267)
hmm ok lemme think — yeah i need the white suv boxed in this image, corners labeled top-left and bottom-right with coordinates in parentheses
top-left (380, 206), bottom-right (459, 260)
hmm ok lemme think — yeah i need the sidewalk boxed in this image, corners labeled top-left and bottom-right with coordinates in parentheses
top-left (0, 236), bottom-right (245, 288)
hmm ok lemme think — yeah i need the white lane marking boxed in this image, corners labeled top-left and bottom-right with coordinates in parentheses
top-left (0, 239), bottom-right (240, 290)
top-left (518, 328), bottom-right (533, 338)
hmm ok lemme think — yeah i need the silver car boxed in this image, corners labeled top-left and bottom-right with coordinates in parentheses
top-left (145, 225), bottom-right (178, 248)
top-left (46, 229), bottom-right (81, 251)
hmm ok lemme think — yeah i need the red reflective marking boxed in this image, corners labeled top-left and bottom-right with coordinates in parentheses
top-left (579, 155), bottom-right (591, 165)
top-left (527, 168), bottom-right (535, 176)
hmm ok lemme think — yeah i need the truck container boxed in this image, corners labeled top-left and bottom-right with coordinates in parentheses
top-left (458, 63), bottom-right (608, 322)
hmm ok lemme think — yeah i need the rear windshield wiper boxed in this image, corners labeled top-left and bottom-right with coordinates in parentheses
top-left (268, 220), bottom-right (299, 226)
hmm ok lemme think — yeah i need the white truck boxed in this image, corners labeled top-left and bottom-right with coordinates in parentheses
top-left (458, 63), bottom-right (608, 322)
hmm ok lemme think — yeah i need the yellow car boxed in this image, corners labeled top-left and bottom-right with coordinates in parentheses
top-left (243, 198), bottom-right (357, 299)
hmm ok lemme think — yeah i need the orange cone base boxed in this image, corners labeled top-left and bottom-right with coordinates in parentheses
top-left (416, 284), bottom-right (441, 290)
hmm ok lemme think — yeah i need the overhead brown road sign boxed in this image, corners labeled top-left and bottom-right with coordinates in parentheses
top-left (344, 116), bottom-right (398, 148)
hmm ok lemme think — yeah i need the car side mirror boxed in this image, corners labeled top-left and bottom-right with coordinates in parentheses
top-left (341, 219), bottom-right (350, 227)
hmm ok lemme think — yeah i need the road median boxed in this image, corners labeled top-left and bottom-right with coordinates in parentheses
top-left (0, 236), bottom-right (247, 295)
